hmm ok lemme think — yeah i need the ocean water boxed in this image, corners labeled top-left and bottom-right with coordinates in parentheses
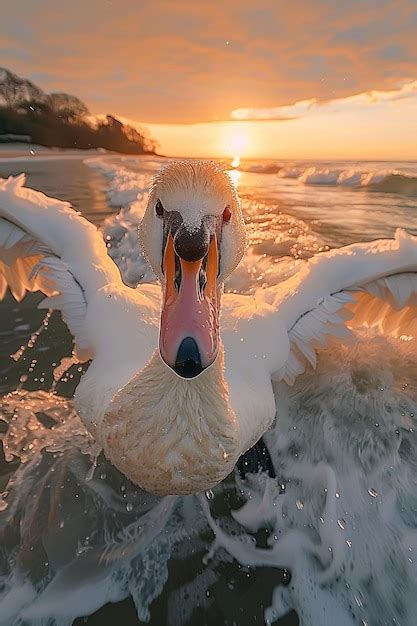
top-left (1, 154), bottom-right (417, 625)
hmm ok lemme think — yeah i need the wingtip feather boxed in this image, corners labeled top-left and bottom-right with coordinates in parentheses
top-left (5, 174), bottom-right (26, 191)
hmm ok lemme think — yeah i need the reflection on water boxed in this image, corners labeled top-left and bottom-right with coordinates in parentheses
top-left (227, 167), bottom-right (241, 188)
top-left (235, 159), bottom-right (417, 248)
top-left (0, 159), bottom-right (110, 224)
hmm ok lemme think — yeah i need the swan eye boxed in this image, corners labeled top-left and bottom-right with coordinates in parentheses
top-left (223, 206), bottom-right (231, 223)
top-left (155, 200), bottom-right (164, 218)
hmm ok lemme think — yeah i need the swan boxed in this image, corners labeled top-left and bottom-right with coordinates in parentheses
top-left (1, 160), bottom-right (417, 497)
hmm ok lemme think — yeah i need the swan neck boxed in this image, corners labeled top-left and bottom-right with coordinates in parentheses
top-left (100, 346), bottom-right (240, 495)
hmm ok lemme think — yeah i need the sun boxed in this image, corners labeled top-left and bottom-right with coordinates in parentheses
top-left (220, 123), bottom-right (250, 159)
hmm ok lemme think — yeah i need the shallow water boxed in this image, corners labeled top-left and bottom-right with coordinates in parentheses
top-left (1, 154), bottom-right (417, 625)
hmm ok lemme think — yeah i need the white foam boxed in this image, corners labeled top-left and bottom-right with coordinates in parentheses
top-left (3, 157), bottom-right (416, 624)
top-left (299, 167), bottom-right (342, 185)
top-left (239, 162), bottom-right (283, 174)
top-left (278, 166), bottom-right (304, 179)
top-left (85, 157), bottom-right (326, 290)
top-left (275, 164), bottom-right (417, 195)
top-left (85, 157), bottom-right (149, 208)
top-left (85, 158), bottom-right (155, 286)
top-left (200, 331), bottom-right (417, 625)
top-left (2, 331), bottom-right (417, 624)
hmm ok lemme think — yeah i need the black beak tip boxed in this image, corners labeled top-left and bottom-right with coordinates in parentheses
top-left (174, 337), bottom-right (203, 378)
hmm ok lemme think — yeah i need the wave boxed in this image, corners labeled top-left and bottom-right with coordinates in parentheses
top-left (368, 172), bottom-right (417, 196)
top-left (85, 157), bottom-right (149, 208)
top-left (283, 166), bottom-right (417, 196)
top-left (295, 166), bottom-right (417, 193)
top-left (237, 161), bottom-right (417, 197)
top-left (2, 157), bottom-right (417, 624)
top-left (85, 158), bottom-right (155, 287)
top-left (85, 157), bottom-right (327, 291)
top-left (238, 162), bottom-right (283, 174)
top-left (2, 330), bottom-right (417, 625)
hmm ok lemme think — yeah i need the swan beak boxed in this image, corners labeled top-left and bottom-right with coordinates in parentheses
top-left (159, 233), bottom-right (220, 378)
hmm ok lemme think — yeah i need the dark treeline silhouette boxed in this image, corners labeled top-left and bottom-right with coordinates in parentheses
top-left (0, 68), bottom-right (158, 154)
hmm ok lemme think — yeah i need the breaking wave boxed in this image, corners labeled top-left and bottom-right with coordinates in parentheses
top-left (295, 167), bottom-right (417, 196)
top-left (85, 158), bottom-right (155, 287)
top-left (238, 163), bottom-right (283, 175)
top-left (2, 331), bottom-right (417, 625)
top-left (2, 156), bottom-right (417, 624)
top-left (237, 161), bottom-right (417, 197)
top-left (84, 157), bottom-right (328, 292)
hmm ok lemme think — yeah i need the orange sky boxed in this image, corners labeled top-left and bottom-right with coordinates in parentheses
top-left (2, 0), bottom-right (417, 159)
top-left (144, 82), bottom-right (417, 159)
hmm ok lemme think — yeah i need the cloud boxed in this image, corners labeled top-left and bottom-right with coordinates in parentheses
top-left (230, 81), bottom-right (417, 121)
top-left (1, 0), bottom-right (417, 123)
top-left (232, 99), bottom-right (318, 121)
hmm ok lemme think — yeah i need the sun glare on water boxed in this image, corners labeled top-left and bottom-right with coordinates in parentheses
top-left (221, 127), bottom-right (248, 188)
top-left (228, 168), bottom-right (241, 187)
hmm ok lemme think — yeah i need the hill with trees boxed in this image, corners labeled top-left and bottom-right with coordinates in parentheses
top-left (0, 68), bottom-right (157, 154)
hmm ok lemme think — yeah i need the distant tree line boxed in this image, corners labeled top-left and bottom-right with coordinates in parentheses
top-left (0, 68), bottom-right (158, 154)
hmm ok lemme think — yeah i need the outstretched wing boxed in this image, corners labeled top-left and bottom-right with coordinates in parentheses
top-left (261, 229), bottom-right (417, 384)
top-left (0, 175), bottom-right (121, 361)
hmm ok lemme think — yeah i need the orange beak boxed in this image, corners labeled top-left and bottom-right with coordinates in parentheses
top-left (159, 233), bottom-right (220, 378)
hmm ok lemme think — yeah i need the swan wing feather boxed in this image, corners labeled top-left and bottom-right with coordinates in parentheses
top-left (266, 229), bottom-right (417, 384)
top-left (0, 175), bottom-right (121, 361)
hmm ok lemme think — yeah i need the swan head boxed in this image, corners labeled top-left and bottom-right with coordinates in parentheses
top-left (139, 160), bottom-right (246, 378)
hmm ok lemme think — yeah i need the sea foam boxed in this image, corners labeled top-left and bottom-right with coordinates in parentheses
top-left (84, 157), bottom-right (327, 291)
top-left (2, 331), bottom-right (417, 625)
top-left (233, 160), bottom-right (417, 196)
top-left (1, 157), bottom-right (416, 624)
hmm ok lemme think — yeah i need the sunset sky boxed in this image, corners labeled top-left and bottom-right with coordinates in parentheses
top-left (2, 0), bottom-right (417, 159)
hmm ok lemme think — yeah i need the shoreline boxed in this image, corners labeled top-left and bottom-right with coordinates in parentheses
top-left (0, 143), bottom-right (159, 162)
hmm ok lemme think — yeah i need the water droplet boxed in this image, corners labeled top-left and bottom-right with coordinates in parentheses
top-left (59, 520), bottom-right (65, 529)
top-left (354, 593), bottom-right (364, 608)
top-left (205, 489), bottom-right (214, 500)
top-left (337, 518), bottom-right (346, 530)
top-left (295, 499), bottom-right (304, 510)
top-left (368, 487), bottom-right (378, 498)
top-left (126, 502), bottom-right (133, 512)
